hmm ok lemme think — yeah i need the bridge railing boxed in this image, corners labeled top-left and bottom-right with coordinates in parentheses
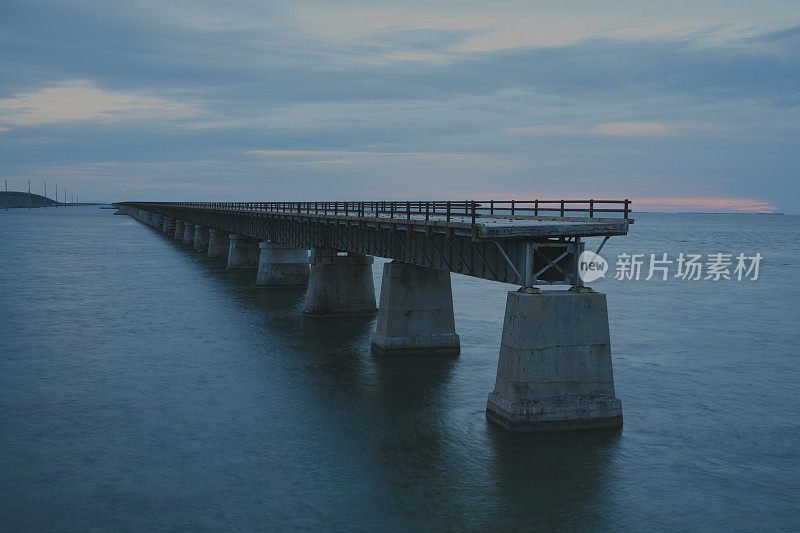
top-left (140, 200), bottom-right (632, 225)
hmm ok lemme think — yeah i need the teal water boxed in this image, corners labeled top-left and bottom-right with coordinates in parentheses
top-left (1, 207), bottom-right (798, 530)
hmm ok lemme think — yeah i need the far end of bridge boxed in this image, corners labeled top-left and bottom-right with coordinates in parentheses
top-left (113, 199), bottom-right (632, 434)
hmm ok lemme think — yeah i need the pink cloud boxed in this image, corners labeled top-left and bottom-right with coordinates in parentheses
top-left (467, 194), bottom-right (781, 214)
top-left (633, 197), bottom-right (781, 213)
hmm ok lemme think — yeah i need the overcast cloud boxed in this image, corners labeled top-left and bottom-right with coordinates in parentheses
top-left (1, 1), bottom-right (798, 212)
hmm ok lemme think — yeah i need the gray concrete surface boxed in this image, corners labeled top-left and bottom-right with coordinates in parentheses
top-left (182, 223), bottom-right (194, 245)
top-left (173, 220), bottom-right (185, 241)
top-left (485, 288), bottom-right (622, 432)
top-left (193, 225), bottom-right (210, 251)
top-left (303, 248), bottom-right (377, 316)
top-left (372, 262), bottom-right (460, 355)
top-left (255, 242), bottom-right (309, 287)
top-left (226, 235), bottom-right (260, 270)
top-left (207, 229), bottom-right (229, 259)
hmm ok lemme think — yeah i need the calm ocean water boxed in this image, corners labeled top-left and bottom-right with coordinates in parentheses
top-left (1, 207), bottom-right (798, 530)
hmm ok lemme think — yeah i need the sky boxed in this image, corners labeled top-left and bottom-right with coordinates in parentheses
top-left (1, 1), bottom-right (799, 213)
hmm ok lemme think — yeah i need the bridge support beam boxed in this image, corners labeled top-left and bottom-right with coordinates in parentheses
top-left (485, 288), bottom-right (622, 433)
top-left (182, 223), bottom-right (194, 245)
top-left (193, 225), bottom-right (210, 251)
top-left (152, 214), bottom-right (162, 229)
top-left (226, 235), bottom-right (260, 270)
top-left (207, 229), bottom-right (229, 259)
top-left (372, 262), bottom-right (460, 355)
top-left (256, 242), bottom-right (309, 287)
top-left (173, 220), bottom-right (185, 241)
top-left (303, 248), bottom-right (377, 316)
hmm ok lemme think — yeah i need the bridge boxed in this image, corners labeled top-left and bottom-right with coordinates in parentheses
top-left (114, 199), bottom-right (633, 433)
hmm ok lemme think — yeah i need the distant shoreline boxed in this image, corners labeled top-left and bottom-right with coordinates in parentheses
top-left (635, 211), bottom-right (786, 215)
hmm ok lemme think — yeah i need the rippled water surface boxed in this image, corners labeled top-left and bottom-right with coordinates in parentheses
top-left (1, 207), bottom-right (798, 530)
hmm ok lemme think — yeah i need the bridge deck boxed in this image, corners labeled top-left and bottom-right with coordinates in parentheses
top-left (124, 201), bottom-right (631, 239)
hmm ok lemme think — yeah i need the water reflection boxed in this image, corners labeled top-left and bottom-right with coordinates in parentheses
top-left (486, 427), bottom-right (622, 529)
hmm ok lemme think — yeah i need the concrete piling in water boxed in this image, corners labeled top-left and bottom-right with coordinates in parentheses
top-left (182, 222), bottom-right (194, 245)
top-left (207, 229), bottom-right (230, 259)
top-left (226, 235), bottom-right (260, 270)
top-left (255, 243), bottom-right (309, 287)
top-left (371, 261), bottom-right (460, 355)
top-left (173, 220), bottom-right (185, 241)
top-left (193, 225), bottom-right (210, 251)
top-left (485, 288), bottom-right (623, 433)
top-left (151, 214), bottom-right (162, 229)
top-left (162, 217), bottom-right (175, 234)
top-left (303, 248), bottom-right (377, 316)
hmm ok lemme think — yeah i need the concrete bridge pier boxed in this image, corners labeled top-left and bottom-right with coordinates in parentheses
top-left (207, 229), bottom-right (230, 259)
top-left (151, 214), bottom-right (162, 229)
top-left (193, 225), bottom-right (210, 251)
top-left (162, 217), bottom-right (175, 235)
top-left (303, 248), bottom-right (377, 316)
top-left (256, 243), bottom-right (309, 287)
top-left (182, 222), bottom-right (194, 245)
top-left (485, 287), bottom-right (623, 433)
top-left (173, 220), bottom-right (185, 241)
top-left (372, 261), bottom-right (460, 355)
top-left (226, 235), bottom-right (260, 270)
